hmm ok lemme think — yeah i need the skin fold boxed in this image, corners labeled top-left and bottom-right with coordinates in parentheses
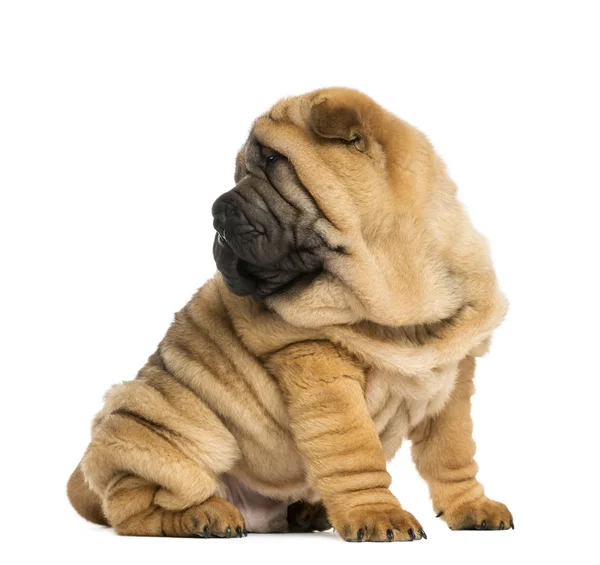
top-left (67, 87), bottom-right (512, 541)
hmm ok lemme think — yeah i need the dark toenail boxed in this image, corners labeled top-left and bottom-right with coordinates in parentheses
top-left (436, 511), bottom-right (444, 518)
top-left (236, 526), bottom-right (243, 537)
top-left (226, 527), bottom-right (232, 538)
top-left (357, 529), bottom-right (364, 541)
top-left (408, 528), bottom-right (416, 540)
top-left (499, 521), bottom-right (505, 530)
top-left (386, 528), bottom-right (394, 541)
top-left (481, 520), bottom-right (487, 529)
top-left (203, 525), bottom-right (209, 537)
top-left (419, 528), bottom-right (427, 539)
top-left (243, 528), bottom-right (248, 536)
top-left (510, 520), bottom-right (514, 530)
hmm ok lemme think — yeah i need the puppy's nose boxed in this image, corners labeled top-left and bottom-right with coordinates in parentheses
top-left (212, 193), bottom-right (234, 237)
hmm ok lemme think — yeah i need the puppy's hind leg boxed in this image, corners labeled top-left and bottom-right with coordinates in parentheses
top-left (105, 475), bottom-right (246, 538)
top-left (81, 376), bottom-right (246, 537)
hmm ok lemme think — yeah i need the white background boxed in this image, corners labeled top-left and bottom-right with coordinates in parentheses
top-left (1, 1), bottom-right (598, 563)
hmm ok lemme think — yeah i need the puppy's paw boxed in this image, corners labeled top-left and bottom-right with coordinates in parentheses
top-left (184, 497), bottom-right (247, 538)
top-left (334, 505), bottom-right (426, 542)
top-left (287, 500), bottom-right (331, 532)
top-left (442, 497), bottom-right (513, 531)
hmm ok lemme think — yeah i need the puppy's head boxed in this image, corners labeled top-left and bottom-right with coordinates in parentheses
top-left (213, 88), bottom-right (499, 328)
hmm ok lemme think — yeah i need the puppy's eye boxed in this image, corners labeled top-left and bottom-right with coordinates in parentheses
top-left (260, 144), bottom-right (284, 168)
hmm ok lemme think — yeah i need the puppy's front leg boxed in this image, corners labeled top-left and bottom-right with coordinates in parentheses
top-left (409, 356), bottom-right (513, 531)
top-left (267, 341), bottom-right (424, 542)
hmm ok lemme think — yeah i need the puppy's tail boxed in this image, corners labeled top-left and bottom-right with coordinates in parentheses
top-left (67, 463), bottom-right (108, 526)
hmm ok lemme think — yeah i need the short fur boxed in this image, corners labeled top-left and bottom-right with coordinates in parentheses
top-left (68, 88), bottom-right (512, 541)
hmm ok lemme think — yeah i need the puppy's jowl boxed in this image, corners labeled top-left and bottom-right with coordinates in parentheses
top-left (68, 88), bottom-right (513, 541)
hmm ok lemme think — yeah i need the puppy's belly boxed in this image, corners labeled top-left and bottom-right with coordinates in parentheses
top-left (219, 473), bottom-right (291, 533)
top-left (366, 363), bottom-right (459, 459)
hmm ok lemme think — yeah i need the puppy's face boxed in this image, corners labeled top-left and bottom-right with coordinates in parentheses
top-left (212, 88), bottom-right (473, 328)
top-left (212, 141), bottom-right (330, 300)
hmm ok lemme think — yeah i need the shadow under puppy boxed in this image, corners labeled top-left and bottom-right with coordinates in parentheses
top-left (67, 87), bottom-right (513, 541)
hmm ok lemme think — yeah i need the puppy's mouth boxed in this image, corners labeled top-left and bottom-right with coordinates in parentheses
top-left (212, 230), bottom-right (322, 300)
top-left (213, 231), bottom-right (258, 296)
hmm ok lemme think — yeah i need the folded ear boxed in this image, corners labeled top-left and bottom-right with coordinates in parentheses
top-left (309, 99), bottom-right (365, 148)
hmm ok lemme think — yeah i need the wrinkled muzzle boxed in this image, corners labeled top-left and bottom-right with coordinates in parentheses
top-left (211, 178), bottom-right (324, 300)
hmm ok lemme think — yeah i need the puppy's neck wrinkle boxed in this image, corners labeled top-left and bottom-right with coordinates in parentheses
top-left (349, 305), bottom-right (465, 348)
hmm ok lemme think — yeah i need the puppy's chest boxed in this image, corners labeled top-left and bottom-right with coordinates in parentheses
top-left (365, 363), bottom-right (459, 449)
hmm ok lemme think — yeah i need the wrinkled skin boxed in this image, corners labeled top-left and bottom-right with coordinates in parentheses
top-left (212, 141), bottom-right (331, 300)
top-left (67, 88), bottom-right (512, 542)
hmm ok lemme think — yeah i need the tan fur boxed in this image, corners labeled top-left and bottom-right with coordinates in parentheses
top-left (68, 88), bottom-right (512, 540)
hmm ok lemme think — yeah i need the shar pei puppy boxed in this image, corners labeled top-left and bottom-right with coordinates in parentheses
top-left (67, 87), bottom-right (513, 542)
